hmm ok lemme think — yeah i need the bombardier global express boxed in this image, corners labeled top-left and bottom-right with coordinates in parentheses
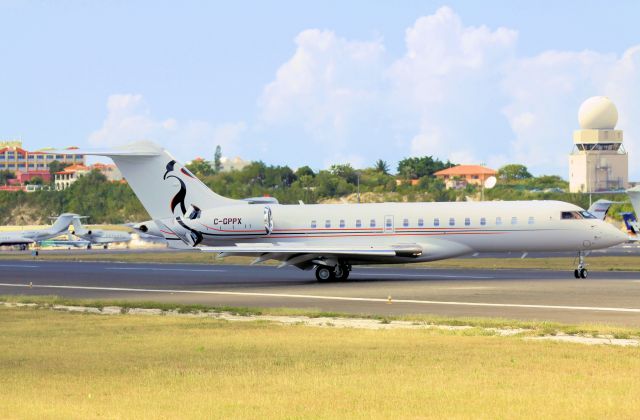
top-left (69, 141), bottom-right (628, 281)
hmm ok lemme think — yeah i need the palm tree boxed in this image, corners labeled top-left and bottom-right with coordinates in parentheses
top-left (374, 159), bottom-right (389, 175)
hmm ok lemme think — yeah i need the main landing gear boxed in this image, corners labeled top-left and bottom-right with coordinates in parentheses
top-left (574, 251), bottom-right (588, 279)
top-left (315, 264), bottom-right (352, 282)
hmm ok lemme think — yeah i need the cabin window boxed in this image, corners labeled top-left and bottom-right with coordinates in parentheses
top-left (386, 219), bottom-right (392, 228)
top-left (433, 218), bottom-right (440, 227)
top-left (418, 218), bottom-right (424, 227)
top-left (449, 217), bottom-right (455, 226)
top-left (496, 217), bottom-right (503, 225)
top-left (370, 219), bottom-right (376, 228)
top-left (339, 219), bottom-right (345, 228)
top-left (528, 216), bottom-right (535, 225)
top-left (464, 217), bottom-right (470, 226)
top-left (356, 219), bottom-right (362, 228)
top-left (561, 211), bottom-right (582, 220)
top-left (511, 217), bottom-right (518, 225)
top-left (311, 220), bottom-right (317, 228)
top-left (403, 218), bottom-right (409, 227)
top-left (480, 217), bottom-right (486, 226)
top-left (325, 220), bottom-right (331, 228)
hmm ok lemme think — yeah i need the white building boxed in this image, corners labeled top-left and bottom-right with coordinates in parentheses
top-left (220, 156), bottom-right (250, 172)
top-left (569, 96), bottom-right (628, 193)
top-left (54, 164), bottom-right (90, 190)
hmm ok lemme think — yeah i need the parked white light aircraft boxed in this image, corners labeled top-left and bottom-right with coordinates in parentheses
top-left (0, 213), bottom-right (77, 250)
top-left (71, 216), bottom-right (132, 249)
top-left (69, 141), bottom-right (628, 281)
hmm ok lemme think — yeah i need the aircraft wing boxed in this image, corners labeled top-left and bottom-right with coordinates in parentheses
top-left (199, 243), bottom-right (423, 269)
top-left (0, 237), bottom-right (34, 246)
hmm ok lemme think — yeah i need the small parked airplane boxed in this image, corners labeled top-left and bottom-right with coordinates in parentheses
top-left (71, 216), bottom-right (132, 249)
top-left (68, 141), bottom-right (628, 280)
top-left (0, 213), bottom-right (77, 250)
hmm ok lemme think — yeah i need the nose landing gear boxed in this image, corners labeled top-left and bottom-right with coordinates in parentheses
top-left (573, 251), bottom-right (588, 279)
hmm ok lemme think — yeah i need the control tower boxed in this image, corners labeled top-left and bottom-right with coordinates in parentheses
top-left (569, 96), bottom-right (628, 193)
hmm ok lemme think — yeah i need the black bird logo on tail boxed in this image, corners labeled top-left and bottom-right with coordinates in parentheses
top-left (163, 160), bottom-right (203, 246)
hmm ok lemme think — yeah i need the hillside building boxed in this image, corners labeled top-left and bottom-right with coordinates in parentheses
top-left (434, 165), bottom-right (497, 189)
top-left (0, 140), bottom-right (85, 173)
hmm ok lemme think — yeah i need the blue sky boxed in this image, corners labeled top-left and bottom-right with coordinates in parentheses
top-left (2, 1), bottom-right (640, 177)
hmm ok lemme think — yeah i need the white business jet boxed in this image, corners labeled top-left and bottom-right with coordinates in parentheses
top-left (71, 216), bottom-right (132, 249)
top-left (0, 213), bottom-right (77, 250)
top-left (70, 141), bottom-right (627, 281)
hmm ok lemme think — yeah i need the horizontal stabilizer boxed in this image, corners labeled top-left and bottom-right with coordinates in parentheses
top-left (49, 141), bottom-right (162, 157)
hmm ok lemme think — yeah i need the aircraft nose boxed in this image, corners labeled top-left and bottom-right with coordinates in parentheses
top-left (603, 224), bottom-right (628, 246)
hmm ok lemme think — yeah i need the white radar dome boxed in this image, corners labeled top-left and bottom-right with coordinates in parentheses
top-left (578, 96), bottom-right (618, 129)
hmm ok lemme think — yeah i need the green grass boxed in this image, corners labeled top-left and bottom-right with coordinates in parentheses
top-left (2, 250), bottom-right (640, 271)
top-left (2, 305), bottom-right (640, 419)
top-left (3, 294), bottom-right (639, 338)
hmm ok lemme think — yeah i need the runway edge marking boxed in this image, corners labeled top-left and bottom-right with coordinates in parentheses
top-left (1, 283), bottom-right (640, 313)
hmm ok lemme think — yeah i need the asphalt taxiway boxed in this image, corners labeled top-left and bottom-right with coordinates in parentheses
top-left (1, 260), bottom-right (640, 326)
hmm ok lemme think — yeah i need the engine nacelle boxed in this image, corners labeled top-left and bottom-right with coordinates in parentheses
top-left (132, 221), bottom-right (163, 238)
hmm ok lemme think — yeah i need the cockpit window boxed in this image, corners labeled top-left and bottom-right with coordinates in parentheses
top-left (580, 211), bottom-right (597, 219)
top-left (561, 211), bottom-right (584, 220)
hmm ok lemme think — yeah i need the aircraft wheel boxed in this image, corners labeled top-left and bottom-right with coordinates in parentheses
top-left (579, 268), bottom-right (588, 279)
top-left (315, 266), bottom-right (334, 282)
top-left (334, 265), bottom-right (350, 281)
top-left (103, 245), bottom-right (108, 249)
top-left (573, 269), bottom-right (580, 279)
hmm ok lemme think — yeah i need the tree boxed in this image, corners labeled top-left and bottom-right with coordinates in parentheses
top-left (48, 161), bottom-right (67, 182)
top-left (0, 170), bottom-right (15, 185)
top-left (185, 159), bottom-right (214, 177)
top-left (25, 176), bottom-right (44, 186)
top-left (213, 145), bottom-right (222, 173)
top-left (295, 165), bottom-right (315, 178)
top-left (374, 159), bottom-right (389, 174)
top-left (498, 164), bottom-right (532, 181)
top-left (397, 156), bottom-right (453, 179)
top-left (330, 164), bottom-right (358, 184)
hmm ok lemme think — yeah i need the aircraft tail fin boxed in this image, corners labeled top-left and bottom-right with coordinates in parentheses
top-left (62, 141), bottom-right (244, 220)
top-left (627, 186), bottom-right (640, 218)
top-left (49, 213), bottom-right (77, 234)
top-left (621, 212), bottom-right (639, 235)
top-left (587, 199), bottom-right (615, 221)
top-left (71, 216), bottom-right (88, 235)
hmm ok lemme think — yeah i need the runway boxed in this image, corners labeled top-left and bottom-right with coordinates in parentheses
top-left (1, 260), bottom-right (640, 326)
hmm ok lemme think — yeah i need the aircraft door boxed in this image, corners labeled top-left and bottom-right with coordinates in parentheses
top-left (264, 206), bottom-right (273, 235)
top-left (384, 215), bottom-right (394, 233)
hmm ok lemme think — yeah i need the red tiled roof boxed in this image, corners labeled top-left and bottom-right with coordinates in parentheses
top-left (434, 165), bottom-right (497, 176)
top-left (55, 164), bottom-right (89, 175)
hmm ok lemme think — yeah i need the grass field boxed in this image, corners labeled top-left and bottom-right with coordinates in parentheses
top-left (2, 305), bottom-right (640, 419)
top-left (2, 250), bottom-right (640, 271)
